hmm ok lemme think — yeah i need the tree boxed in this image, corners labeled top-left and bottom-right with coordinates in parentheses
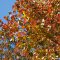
top-left (0, 0), bottom-right (60, 60)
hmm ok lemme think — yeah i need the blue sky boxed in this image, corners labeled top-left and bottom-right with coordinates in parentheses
top-left (0, 0), bottom-right (16, 23)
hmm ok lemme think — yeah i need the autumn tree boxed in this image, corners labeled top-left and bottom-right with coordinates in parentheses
top-left (0, 0), bottom-right (60, 60)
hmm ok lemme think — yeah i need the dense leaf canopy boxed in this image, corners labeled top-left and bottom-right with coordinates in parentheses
top-left (0, 0), bottom-right (60, 60)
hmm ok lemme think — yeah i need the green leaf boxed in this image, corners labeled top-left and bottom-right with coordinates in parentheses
top-left (28, 44), bottom-right (31, 50)
top-left (20, 57), bottom-right (27, 60)
top-left (29, 52), bottom-right (33, 57)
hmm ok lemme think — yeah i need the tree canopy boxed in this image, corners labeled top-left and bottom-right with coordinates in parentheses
top-left (0, 0), bottom-right (60, 60)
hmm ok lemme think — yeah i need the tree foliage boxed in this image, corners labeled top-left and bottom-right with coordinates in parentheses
top-left (0, 0), bottom-right (60, 60)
